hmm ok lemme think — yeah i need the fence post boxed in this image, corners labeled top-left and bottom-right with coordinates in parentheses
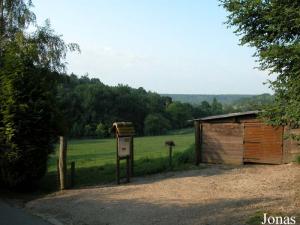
top-left (70, 161), bottom-right (75, 188)
top-left (56, 159), bottom-right (60, 189)
top-left (169, 146), bottom-right (173, 169)
top-left (194, 120), bottom-right (201, 165)
top-left (130, 136), bottom-right (134, 176)
top-left (59, 136), bottom-right (67, 190)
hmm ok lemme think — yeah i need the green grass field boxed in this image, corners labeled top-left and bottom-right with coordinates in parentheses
top-left (41, 131), bottom-right (197, 191)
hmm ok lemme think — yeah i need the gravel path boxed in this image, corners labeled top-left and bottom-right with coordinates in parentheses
top-left (26, 164), bottom-right (300, 225)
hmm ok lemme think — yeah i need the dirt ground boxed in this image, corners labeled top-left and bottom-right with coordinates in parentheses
top-left (26, 164), bottom-right (300, 225)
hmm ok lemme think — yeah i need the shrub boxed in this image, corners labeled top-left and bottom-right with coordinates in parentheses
top-left (0, 67), bottom-right (57, 188)
top-left (144, 113), bottom-right (171, 135)
top-left (95, 123), bottom-right (109, 138)
top-left (173, 145), bottom-right (194, 165)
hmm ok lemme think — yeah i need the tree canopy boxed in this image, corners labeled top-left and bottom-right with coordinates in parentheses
top-left (0, 0), bottom-right (78, 188)
top-left (221, 0), bottom-right (300, 128)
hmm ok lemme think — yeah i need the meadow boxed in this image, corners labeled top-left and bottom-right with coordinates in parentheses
top-left (41, 130), bottom-right (197, 191)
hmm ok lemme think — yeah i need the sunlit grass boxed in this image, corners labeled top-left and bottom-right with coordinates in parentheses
top-left (40, 131), bottom-right (198, 191)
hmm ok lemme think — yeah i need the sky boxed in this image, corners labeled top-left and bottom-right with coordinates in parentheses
top-left (32, 0), bottom-right (273, 94)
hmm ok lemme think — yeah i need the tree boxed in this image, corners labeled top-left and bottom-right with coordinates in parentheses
top-left (0, 0), bottom-right (79, 188)
top-left (221, 0), bottom-right (300, 129)
top-left (95, 123), bottom-right (108, 138)
top-left (198, 101), bottom-right (212, 117)
top-left (211, 98), bottom-right (223, 115)
top-left (166, 102), bottom-right (193, 129)
top-left (144, 114), bottom-right (171, 135)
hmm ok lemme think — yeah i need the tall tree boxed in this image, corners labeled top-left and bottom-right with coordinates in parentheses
top-left (221, 0), bottom-right (300, 129)
top-left (0, 0), bottom-right (79, 188)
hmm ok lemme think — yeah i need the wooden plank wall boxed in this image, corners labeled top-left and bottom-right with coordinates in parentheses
top-left (201, 123), bottom-right (244, 165)
top-left (283, 127), bottom-right (300, 163)
top-left (243, 122), bottom-right (283, 164)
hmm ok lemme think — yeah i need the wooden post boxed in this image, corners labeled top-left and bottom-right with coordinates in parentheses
top-left (116, 137), bottom-right (120, 184)
top-left (130, 136), bottom-right (134, 176)
top-left (56, 159), bottom-right (60, 189)
top-left (59, 136), bottom-right (67, 190)
top-left (194, 120), bottom-right (201, 165)
top-left (126, 156), bottom-right (131, 183)
top-left (169, 146), bottom-right (173, 169)
top-left (70, 161), bottom-right (75, 188)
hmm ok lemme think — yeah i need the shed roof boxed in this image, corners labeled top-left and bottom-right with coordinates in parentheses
top-left (195, 111), bottom-right (260, 122)
top-left (112, 122), bottom-right (135, 136)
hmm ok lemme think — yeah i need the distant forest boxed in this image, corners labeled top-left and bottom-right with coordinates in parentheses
top-left (162, 93), bottom-right (273, 105)
top-left (58, 74), bottom-right (274, 138)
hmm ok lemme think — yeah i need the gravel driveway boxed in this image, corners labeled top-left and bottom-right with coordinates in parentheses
top-left (26, 164), bottom-right (300, 225)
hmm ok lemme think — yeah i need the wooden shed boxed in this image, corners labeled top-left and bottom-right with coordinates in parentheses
top-left (194, 111), bottom-right (300, 165)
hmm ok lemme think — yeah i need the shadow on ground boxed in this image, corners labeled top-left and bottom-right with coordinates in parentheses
top-left (26, 193), bottom-right (280, 225)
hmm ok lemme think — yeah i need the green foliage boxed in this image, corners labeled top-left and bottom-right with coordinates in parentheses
top-left (221, 0), bottom-right (300, 129)
top-left (230, 94), bottom-right (274, 112)
top-left (297, 155), bottom-right (300, 164)
top-left (0, 0), bottom-right (78, 188)
top-left (95, 123), bottom-right (109, 138)
top-left (173, 145), bottom-right (194, 165)
top-left (0, 60), bottom-right (58, 188)
top-left (211, 98), bottom-right (223, 115)
top-left (57, 74), bottom-right (220, 138)
top-left (166, 102), bottom-right (193, 128)
top-left (161, 94), bottom-right (254, 105)
top-left (144, 113), bottom-right (171, 135)
top-left (56, 75), bottom-right (237, 138)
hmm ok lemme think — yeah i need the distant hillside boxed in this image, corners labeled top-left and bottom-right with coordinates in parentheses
top-left (161, 94), bottom-right (256, 105)
top-left (231, 93), bottom-right (274, 111)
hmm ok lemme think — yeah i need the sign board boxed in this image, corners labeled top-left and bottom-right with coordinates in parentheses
top-left (112, 122), bottom-right (135, 184)
top-left (118, 137), bottom-right (131, 157)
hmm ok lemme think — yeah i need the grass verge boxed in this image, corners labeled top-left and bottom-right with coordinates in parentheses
top-left (39, 132), bottom-right (199, 192)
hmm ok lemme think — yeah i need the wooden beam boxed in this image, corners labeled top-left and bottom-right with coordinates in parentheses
top-left (194, 121), bottom-right (201, 165)
top-left (130, 136), bottom-right (134, 176)
top-left (59, 136), bottom-right (67, 190)
top-left (116, 137), bottom-right (120, 184)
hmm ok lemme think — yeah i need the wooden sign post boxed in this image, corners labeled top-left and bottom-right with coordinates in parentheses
top-left (165, 140), bottom-right (175, 169)
top-left (112, 122), bottom-right (135, 184)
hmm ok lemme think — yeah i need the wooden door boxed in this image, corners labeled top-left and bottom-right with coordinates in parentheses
top-left (243, 122), bottom-right (283, 164)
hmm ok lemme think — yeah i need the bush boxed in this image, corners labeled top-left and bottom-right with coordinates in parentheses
top-left (297, 155), bottom-right (300, 164)
top-left (95, 123), bottom-right (109, 138)
top-left (173, 145), bottom-right (195, 165)
top-left (0, 67), bottom-right (57, 188)
top-left (144, 113), bottom-right (171, 135)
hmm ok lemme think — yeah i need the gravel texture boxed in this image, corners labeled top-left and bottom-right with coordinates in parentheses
top-left (26, 164), bottom-right (300, 225)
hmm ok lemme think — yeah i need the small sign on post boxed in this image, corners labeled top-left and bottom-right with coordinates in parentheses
top-left (118, 137), bottom-right (131, 157)
top-left (112, 122), bottom-right (135, 184)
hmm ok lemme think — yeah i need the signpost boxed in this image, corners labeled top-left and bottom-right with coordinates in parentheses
top-left (165, 140), bottom-right (175, 169)
top-left (112, 122), bottom-right (135, 184)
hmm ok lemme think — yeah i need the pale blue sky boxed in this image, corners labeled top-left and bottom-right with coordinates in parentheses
top-left (33, 0), bottom-right (273, 94)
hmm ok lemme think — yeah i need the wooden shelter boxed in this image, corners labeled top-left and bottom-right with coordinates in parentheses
top-left (194, 111), bottom-right (300, 165)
